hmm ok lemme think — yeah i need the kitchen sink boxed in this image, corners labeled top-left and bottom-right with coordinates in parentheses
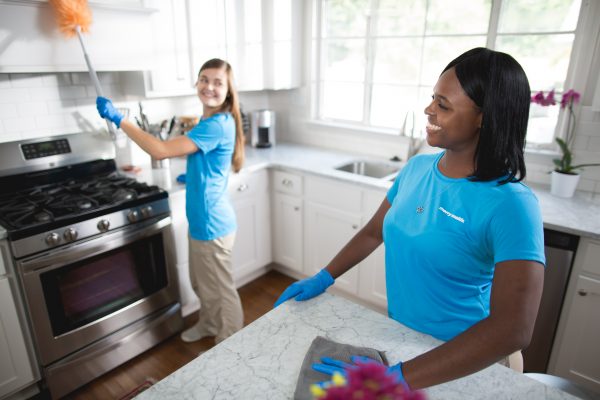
top-left (335, 160), bottom-right (400, 179)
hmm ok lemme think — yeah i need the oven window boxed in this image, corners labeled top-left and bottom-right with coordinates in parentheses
top-left (41, 233), bottom-right (168, 336)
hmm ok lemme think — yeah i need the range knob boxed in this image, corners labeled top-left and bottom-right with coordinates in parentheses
top-left (45, 232), bottom-right (61, 246)
top-left (141, 206), bottom-right (153, 218)
top-left (97, 219), bottom-right (110, 232)
top-left (63, 228), bottom-right (78, 242)
top-left (128, 210), bottom-right (140, 223)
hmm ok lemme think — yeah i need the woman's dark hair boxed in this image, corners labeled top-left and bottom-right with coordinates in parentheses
top-left (443, 47), bottom-right (530, 184)
top-left (199, 58), bottom-right (245, 172)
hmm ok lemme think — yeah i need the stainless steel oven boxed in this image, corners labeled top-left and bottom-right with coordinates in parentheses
top-left (0, 133), bottom-right (183, 399)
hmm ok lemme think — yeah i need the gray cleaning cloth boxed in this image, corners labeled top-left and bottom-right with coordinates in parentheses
top-left (293, 336), bottom-right (389, 400)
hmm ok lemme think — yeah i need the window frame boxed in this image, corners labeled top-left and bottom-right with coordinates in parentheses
top-left (310, 0), bottom-right (590, 152)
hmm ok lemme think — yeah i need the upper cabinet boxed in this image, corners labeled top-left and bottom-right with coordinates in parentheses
top-left (0, 0), bottom-right (156, 73)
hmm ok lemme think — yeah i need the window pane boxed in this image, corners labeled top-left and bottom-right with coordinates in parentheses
top-left (496, 34), bottom-right (574, 91)
top-left (376, 0), bottom-right (426, 36)
top-left (373, 38), bottom-right (422, 84)
top-left (323, 39), bottom-right (366, 81)
top-left (426, 0), bottom-right (491, 35)
top-left (421, 36), bottom-right (487, 86)
top-left (527, 103), bottom-right (560, 144)
top-left (322, 82), bottom-right (364, 121)
top-left (498, 0), bottom-right (581, 33)
top-left (370, 84), bottom-right (419, 128)
top-left (323, 0), bottom-right (370, 37)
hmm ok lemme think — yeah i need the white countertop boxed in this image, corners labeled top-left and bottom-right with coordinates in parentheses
top-left (135, 293), bottom-right (577, 400)
top-left (132, 143), bottom-right (600, 240)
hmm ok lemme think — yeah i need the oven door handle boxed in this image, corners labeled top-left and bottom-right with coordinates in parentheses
top-left (18, 216), bottom-right (172, 274)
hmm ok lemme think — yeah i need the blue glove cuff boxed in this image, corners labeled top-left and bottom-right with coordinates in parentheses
top-left (113, 114), bottom-right (123, 128)
top-left (317, 269), bottom-right (334, 288)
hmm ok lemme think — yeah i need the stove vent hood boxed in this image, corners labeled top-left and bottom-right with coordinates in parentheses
top-left (0, 0), bottom-right (157, 73)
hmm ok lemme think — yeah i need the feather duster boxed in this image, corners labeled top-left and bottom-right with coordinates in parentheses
top-left (48, 0), bottom-right (92, 37)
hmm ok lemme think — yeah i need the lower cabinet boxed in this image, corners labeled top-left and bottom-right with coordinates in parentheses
top-left (0, 276), bottom-right (37, 398)
top-left (273, 193), bottom-right (304, 273)
top-left (549, 238), bottom-right (600, 393)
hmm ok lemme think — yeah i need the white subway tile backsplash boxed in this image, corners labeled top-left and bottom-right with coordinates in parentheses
top-left (0, 87), bottom-right (30, 103)
top-left (46, 99), bottom-right (77, 113)
top-left (35, 114), bottom-right (66, 130)
top-left (17, 101), bottom-right (48, 117)
top-left (2, 117), bottom-right (36, 133)
top-left (0, 103), bottom-right (17, 118)
top-left (9, 74), bottom-right (44, 88)
top-left (579, 121), bottom-right (600, 137)
top-left (58, 86), bottom-right (88, 100)
top-left (42, 73), bottom-right (72, 87)
top-left (588, 136), bottom-right (600, 152)
top-left (70, 73), bottom-right (91, 85)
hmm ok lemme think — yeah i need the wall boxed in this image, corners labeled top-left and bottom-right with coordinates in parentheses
top-left (0, 71), bottom-right (269, 165)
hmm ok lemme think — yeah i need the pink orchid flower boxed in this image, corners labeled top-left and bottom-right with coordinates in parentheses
top-left (560, 89), bottom-right (581, 109)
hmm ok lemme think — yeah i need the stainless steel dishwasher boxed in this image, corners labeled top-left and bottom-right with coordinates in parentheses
top-left (523, 228), bottom-right (579, 373)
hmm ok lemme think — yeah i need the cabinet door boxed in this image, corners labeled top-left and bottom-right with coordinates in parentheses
top-left (305, 202), bottom-right (361, 295)
top-left (358, 190), bottom-right (388, 309)
top-left (0, 278), bottom-right (36, 397)
top-left (551, 275), bottom-right (600, 393)
top-left (273, 193), bottom-right (303, 272)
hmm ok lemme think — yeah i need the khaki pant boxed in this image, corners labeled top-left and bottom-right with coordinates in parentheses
top-left (188, 232), bottom-right (243, 343)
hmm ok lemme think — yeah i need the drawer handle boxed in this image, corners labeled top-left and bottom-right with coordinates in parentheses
top-left (578, 289), bottom-right (588, 296)
top-left (294, 206), bottom-right (300, 211)
top-left (282, 178), bottom-right (293, 187)
top-left (237, 184), bottom-right (249, 192)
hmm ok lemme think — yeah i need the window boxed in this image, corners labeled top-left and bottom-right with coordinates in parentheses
top-left (311, 0), bottom-right (582, 146)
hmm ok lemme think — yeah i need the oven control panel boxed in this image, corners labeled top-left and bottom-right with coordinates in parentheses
top-left (21, 139), bottom-right (71, 160)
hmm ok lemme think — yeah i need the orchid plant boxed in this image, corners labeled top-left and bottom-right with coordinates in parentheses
top-left (531, 89), bottom-right (600, 174)
top-left (311, 360), bottom-right (426, 400)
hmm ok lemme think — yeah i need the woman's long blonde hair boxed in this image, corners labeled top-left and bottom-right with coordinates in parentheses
top-left (199, 59), bottom-right (245, 172)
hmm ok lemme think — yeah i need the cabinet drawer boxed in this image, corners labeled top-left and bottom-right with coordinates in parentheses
top-left (305, 176), bottom-right (361, 214)
top-left (273, 170), bottom-right (303, 196)
top-left (229, 169), bottom-right (269, 201)
top-left (580, 239), bottom-right (600, 276)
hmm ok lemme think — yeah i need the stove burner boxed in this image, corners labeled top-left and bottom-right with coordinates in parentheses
top-left (0, 172), bottom-right (162, 231)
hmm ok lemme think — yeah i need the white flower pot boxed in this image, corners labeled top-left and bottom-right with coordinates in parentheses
top-left (550, 171), bottom-right (580, 198)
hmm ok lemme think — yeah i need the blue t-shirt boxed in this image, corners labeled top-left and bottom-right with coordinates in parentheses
top-left (185, 113), bottom-right (237, 241)
top-left (383, 152), bottom-right (545, 341)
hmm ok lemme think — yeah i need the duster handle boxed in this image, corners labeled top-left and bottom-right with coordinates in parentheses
top-left (76, 26), bottom-right (118, 140)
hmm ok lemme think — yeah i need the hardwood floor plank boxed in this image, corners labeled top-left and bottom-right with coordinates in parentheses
top-left (51, 269), bottom-right (294, 399)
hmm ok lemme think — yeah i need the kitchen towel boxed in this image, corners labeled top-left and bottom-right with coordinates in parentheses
top-left (293, 336), bottom-right (388, 400)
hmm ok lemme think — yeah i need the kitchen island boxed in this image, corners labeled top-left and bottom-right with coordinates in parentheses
top-left (136, 293), bottom-right (576, 400)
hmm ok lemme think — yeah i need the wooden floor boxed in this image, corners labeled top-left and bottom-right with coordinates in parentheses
top-left (57, 270), bottom-right (295, 400)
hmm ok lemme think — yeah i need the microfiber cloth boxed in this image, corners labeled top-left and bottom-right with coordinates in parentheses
top-left (293, 336), bottom-right (389, 400)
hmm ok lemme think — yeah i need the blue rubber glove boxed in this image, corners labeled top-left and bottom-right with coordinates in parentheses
top-left (274, 269), bottom-right (334, 307)
top-left (96, 96), bottom-right (124, 128)
top-left (312, 355), bottom-right (406, 385)
top-left (176, 174), bottom-right (186, 184)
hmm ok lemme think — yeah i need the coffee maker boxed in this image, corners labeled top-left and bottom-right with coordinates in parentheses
top-left (250, 110), bottom-right (275, 148)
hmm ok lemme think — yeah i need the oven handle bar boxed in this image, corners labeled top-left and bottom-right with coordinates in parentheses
top-left (18, 216), bottom-right (172, 274)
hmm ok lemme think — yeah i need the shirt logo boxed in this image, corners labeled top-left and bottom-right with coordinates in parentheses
top-left (438, 207), bottom-right (465, 223)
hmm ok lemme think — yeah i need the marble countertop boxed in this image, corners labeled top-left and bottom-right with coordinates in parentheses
top-left (130, 143), bottom-right (600, 240)
top-left (136, 293), bottom-right (577, 400)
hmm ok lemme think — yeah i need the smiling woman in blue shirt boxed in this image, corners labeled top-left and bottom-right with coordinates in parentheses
top-left (275, 47), bottom-right (545, 389)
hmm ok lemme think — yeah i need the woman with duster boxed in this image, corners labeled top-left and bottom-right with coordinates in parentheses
top-left (96, 59), bottom-right (246, 344)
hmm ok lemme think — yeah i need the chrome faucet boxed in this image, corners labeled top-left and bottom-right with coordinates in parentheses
top-left (400, 110), bottom-right (423, 159)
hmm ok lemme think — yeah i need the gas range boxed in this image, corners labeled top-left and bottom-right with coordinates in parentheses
top-left (0, 135), bottom-right (169, 258)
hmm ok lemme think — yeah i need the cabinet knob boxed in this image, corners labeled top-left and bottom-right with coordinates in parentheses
top-left (352, 224), bottom-right (358, 229)
top-left (577, 289), bottom-right (588, 296)
top-left (237, 184), bottom-right (249, 192)
top-left (282, 178), bottom-right (292, 187)
top-left (294, 206), bottom-right (300, 211)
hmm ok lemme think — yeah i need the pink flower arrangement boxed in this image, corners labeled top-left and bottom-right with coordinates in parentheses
top-left (312, 360), bottom-right (426, 400)
top-left (530, 88), bottom-right (599, 174)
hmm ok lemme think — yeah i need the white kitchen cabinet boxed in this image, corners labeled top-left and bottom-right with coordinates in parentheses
top-left (272, 170), bottom-right (304, 273)
top-left (0, 245), bottom-right (38, 399)
top-left (230, 169), bottom-right (272, 286)
top-left (0, 1), bottom-right (155, 73)
top-left (549, 238), bottom-right (600, 394)
top-left (304, 176), bottom-right (362, 295)
top-left (357, 189), bottom-right (388, 310)
top-left (167, 190), bottom-right (198, 317)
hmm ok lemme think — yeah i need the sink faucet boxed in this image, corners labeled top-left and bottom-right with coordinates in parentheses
top-left (400, 111), bottom-right (423, 159)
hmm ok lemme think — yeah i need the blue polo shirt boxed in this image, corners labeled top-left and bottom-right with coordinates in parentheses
top-left (185, 113), bottom-right (236, 241)
top-left (383, 152), bottom-right (545, 341)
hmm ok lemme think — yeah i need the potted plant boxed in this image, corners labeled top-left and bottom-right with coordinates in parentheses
top-left (531, 89), bottom-right (600, 198)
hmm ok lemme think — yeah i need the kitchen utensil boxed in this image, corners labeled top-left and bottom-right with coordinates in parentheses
top-left (48, 0), bottom-right (118, 141)
top-left (167, 116), bottom-right (176, 138)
